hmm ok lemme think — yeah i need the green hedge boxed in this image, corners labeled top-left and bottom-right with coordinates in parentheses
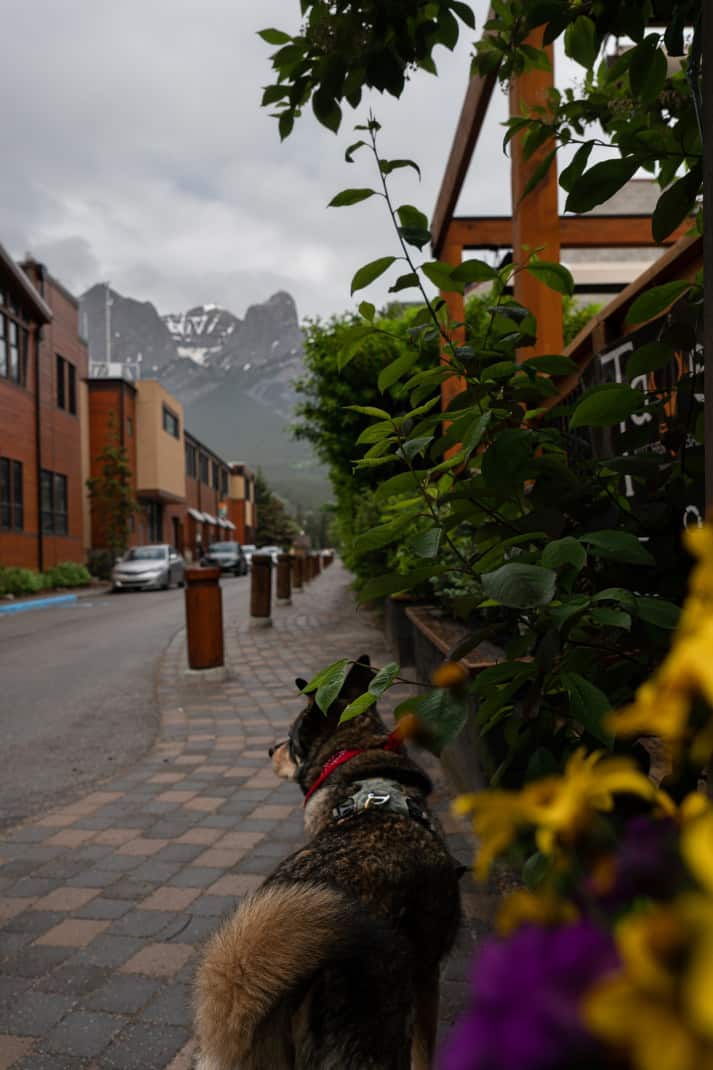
top-left (0, 562), bottom-right (92, 598)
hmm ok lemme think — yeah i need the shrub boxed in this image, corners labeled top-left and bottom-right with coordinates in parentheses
top-left (0, 567), bottom-right (46, 596)
top-left (46, 562), bottom-right (91, 588)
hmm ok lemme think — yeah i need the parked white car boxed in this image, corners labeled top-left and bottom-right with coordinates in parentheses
top-left (111, 545), bottom-right (185, 592)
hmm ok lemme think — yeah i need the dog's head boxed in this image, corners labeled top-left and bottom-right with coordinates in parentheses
top-left (269, 655), bottom-right (380, 784)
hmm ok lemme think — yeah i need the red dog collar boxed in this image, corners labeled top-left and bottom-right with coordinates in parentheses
top-left (303, 730), bottom-right (403, 806)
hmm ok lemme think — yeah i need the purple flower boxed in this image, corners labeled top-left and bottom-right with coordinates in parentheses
top-left (440, 922), bottom-right (618, 1070)
top-left (595, 816), bottom-right (680, 909)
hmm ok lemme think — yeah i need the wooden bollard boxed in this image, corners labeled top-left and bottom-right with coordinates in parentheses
top-left (276, 553), bottom-right (292, 605)
top-left (185, 566), bottom-right (224, 670)
top-left (250, 553), bottom-right (273, 628)
top-left (304, 554), bottom-right (313, 583)
top-left (314, 551), bottom-right (322, 576)
top-left (292, 554), bottom-right (304, 591)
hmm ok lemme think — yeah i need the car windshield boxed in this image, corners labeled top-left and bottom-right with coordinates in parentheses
top-left (125, 547), bottom-right (167, 561)
top-left (208, 542), bottom-right (238, 552)
top-left (242, 545), bottom-right (256, 552)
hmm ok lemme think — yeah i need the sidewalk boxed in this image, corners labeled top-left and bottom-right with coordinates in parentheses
top-left (0, 561), bottom-right (491, 1069)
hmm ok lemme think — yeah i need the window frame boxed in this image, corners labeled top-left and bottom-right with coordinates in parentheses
top-left (162, 404), bottom-right (180, 439)
top-left (67, 362), bottom-right (77, 415)
top-left (56, 354), bottom-right (66, 409)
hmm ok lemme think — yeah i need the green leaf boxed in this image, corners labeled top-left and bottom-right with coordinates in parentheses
top-left (358, 565), bottom-right (444, 603)
top-left (565, 156), bottom-right (640, 214)
top-left (462, 411), bottom-right (493, 458)
top-left (346, 404), bottom-right (391, 419)
top-left (359, 301), bottom-right (375, 322)
top-left (312, 90), bottom-right (342, 133)
top-left (380, 158), bottom-right (422, 179)
top-left (652, 166), bottom-right (702, 243)
top-left (339, 691), bottom-right (377, 723)
top-left (570, 383), bottom-right (645, 428)
top-left (525, 354), bottom-right (578, 375)
top-left (482, 428), bottom-right (532, 489)
top-left (559, 142), bottom-right (593, 193)
top-left (258, 27), bottom-right (292, 45)
top-left (421, 261), bottom-right (464, 293)
top-left (351, 256), bottom-right (397, 295)
top-left (561, 672), bottom-right (613, 745)
top-left (635, 596), bottom-right (680, 630)
top-left (345, 140), bottom-right (367, 163)
top-left (368, 662), bottom-right (400, 697)
top-left (374, 471), bottom-right (422, 503)
top-left (526, 259), bottom-right (574, 296)
top-left (397, 204), bottom-right (429, 231)
top-left (591, 587), bottom-right (638, 612)
top-left (354, 515), bottom-right (416, 553)
top-left (451, 259), bottom-right (498, 284)
top-left (378, 350), bottom-right (419, 392)
top-left (564, 15), bottom-right (598, 68)
top-left (629, 37), bottom-right (667, 107)
top-left (410, 527), bottom-right (442, 558)
top-left (337, 325), bottom-right (378, 371)
top-left (521, 148), bottom-right (557, 201)
top-left (389, 272), bottom-right (420, 294)
top-left (452, 1), bottom-right (476, 29)
top-left (299, 654), bottom-right (349, 697)
top-left (580, 531), bottom-right (655, 566)
top-left (356, 420), bottom-right (394, 445)
top-left (589, 607), bottom-right (632, 630)
top-left (625, 280), bottom-right (692, 326)
top-left (329, 188), bottom-right (378, 207)
top-left (398, 688), bottom-right (468, 755)
top-left (399, 226), bottom-right (432, 250)
top-left (541, 537), bottom-right (586, 572)
top-left (402, 435), bottom-right (433, 462)
top-left (481, 563), bottom-right (557, 609)
top-left (626, 342), bottom-right (676, 381)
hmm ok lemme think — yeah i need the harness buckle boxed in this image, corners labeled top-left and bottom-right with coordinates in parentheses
top-left (363, 792), bottom-right (391, 809)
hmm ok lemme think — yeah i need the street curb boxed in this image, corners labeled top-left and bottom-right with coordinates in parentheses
top-left (0, 593), bottom-right (78, 615)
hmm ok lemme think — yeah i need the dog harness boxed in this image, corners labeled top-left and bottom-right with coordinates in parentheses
top-left (331, 776), bottom-right (435, 833)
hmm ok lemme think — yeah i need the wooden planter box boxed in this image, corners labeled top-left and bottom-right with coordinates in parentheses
top-left (405, 605), bottom-right (507, 795)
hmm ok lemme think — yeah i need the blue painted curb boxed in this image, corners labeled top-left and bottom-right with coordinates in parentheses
top-left (0, 593), bottom-right (78, 615)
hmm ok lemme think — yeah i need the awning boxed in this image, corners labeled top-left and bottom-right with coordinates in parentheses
top-left (202, 513), bottom-right (217, 524)
top-left (187, 508), bottom-right (204, 522)
top-left (223, 519), bottom-right (236, 530)
top-left (216, 518), bottom-right (228, 529)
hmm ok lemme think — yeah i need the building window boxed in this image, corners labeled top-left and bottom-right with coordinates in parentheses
top-left (185, 442), bottom-right (197, 478)
top-left (2, 317), bottom-right (28, 386)
top-left (199, 453), bottom-right (209, 485)
top-left (68, 362), bottom-right (77, 415)
top-left (221, 468), bottom-right (228, 496)
top-left (212, 461), bottom-right (219, 491)
top-left (145, 501), bottom-right (163, 542)
top-left (162, 405), bottom-right (180, 439)
top-left (127, 416), bottom-right (133, 438)
top-left (0, 459), bottom-right (23, 530)
top-left (0, 315), bottom-right (6, 379)
top-left (57, 354), bottom-right (66, 409)
top-left (40, 469), bottom-right (68, 535)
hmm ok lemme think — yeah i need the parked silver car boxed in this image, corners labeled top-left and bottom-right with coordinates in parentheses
top-left (111, 545), bottom-right (185, 592)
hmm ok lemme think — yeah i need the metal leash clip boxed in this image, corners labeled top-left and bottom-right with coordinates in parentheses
top-left (363, 792), bottom-right (392, 809)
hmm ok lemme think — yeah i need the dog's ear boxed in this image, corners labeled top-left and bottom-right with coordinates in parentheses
top-left (340, 655), bottom-right (374, 703)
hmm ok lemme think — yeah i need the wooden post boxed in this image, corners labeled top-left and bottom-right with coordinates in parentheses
top-left (292, 553), bottom-right (304, 591)
top-left (184, 567), bottom-right (224, 670)
top-left (276, 553), bottom-right (292, 605)
top-left (440, 237), bottom-right (467, 411)
top-left (313, 551), bottom-right (322, 576)
top-left (509, 29), bottom-right (563, 360)
top-left (250, 553), bottom-right (272, 628)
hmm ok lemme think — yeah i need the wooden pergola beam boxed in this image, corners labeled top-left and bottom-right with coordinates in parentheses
top-left (446, 215), bottom-right (693, 250)
top-left (431, 6), bottom-right (498, 260)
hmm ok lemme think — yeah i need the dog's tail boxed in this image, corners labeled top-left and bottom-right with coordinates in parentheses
top-left (194, 881), bottom-right (361, 1069)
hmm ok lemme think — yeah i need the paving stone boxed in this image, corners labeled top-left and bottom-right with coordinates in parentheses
top-left (1, 990), bottom-right (75, 1035)
top-left (1, 946), bottom-right (73, 979)
top-left (0, 1036), bottom-right (34, 1070)
top-left (100, 1022), bottom-right (190, 1070)
top-left (83, 975), bottom-right (161, 1015)
top-left (119, 943), bottom-right (193, 979)
top-left (43, 1010), bottom-right (126, 1058)
top-left (2, 911), bottom-right (64, 936)
top-left (32, 887), bottom-right (99, 913)
top-left (167, 868), bottom-right (222, 889)
top-left (72, 935), bottom-right (145, 969)
top-left (73, 899), bottom-right (133, 922)
top-left (138, 889), bottom-right (200, 913)
top-left (35, 919), bottom-right (110, 948)
top-left (107, 910), bottom-right (178, 940)
top-left (140, 982), bottom-right (192, 1028)
top-left (36, 961), bottom-right (112, 998)
top-left (11, 1051), bottom-right (91, 1070)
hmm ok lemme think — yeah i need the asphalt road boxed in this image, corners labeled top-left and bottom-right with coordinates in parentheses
top-left (0, 576), bottom-right (251, 830)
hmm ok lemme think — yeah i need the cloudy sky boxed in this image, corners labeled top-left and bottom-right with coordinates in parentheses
top-left (2, 0), bottom-right (515, 322)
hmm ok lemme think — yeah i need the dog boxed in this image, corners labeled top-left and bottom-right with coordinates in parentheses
top-left (193, 655), bottom-right (462, 1070)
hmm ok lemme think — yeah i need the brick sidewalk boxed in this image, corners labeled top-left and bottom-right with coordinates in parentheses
top-left (0, 561), bottom-right (489, 1069)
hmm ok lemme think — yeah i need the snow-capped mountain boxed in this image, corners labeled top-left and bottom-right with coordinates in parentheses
top-left (79, 286), bottom-right (326, 508)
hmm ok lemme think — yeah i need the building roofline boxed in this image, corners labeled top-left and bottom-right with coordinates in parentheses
top-left (0, 243), bottom-right (53, 323)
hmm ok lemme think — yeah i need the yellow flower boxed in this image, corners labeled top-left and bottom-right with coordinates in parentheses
top-left (496, 888), bottom-right (578, 935)
top-left (453, 790), bottom-right (527, 879)
top-left (682, 809), bottom-right (713, 896)
top-left (585, 899), bottom-right (713, 1070)
top-left (521, 749), bottom-right (657, 855)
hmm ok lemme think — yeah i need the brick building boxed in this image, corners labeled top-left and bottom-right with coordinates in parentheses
top-left (0, 248), bottom-right (89, 571)
top-left (87, 378), bottom-right (255, 561)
